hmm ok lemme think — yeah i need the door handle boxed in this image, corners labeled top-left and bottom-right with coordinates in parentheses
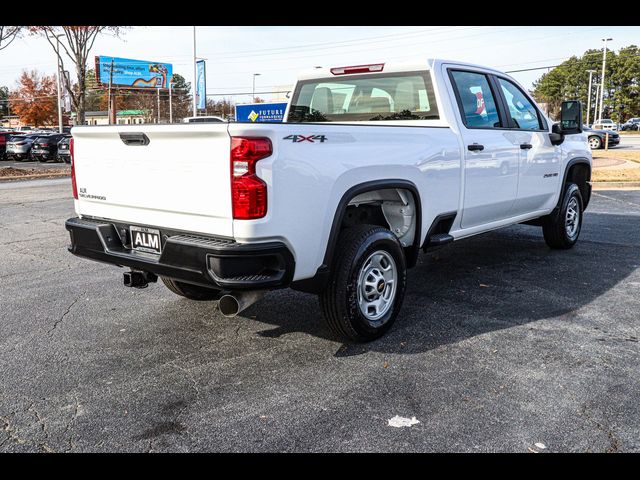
top-left (467, 144), bottom-right (484, 151)
top-left (119, 132), bottom-right (150, 146)
top-left (520, 143), bottom-right (533, 150)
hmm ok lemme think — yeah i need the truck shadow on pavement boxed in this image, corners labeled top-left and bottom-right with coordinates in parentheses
top-left (247, 212), bottom-right (640, 356)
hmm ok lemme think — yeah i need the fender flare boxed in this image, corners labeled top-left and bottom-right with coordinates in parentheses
top-left (554, 157), bottom-right (592, 215)
top-left (290, 179), bottom-right (422, 294)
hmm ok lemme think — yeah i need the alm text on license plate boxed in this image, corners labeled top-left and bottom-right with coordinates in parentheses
top-left (130, 226), bottom-right (162, 254)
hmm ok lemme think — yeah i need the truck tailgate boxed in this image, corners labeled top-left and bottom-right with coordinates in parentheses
top-left (72, 124), bottom-right (233, 237)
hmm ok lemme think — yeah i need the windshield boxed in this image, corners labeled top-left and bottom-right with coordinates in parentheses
top-left (288, 71), bottom-right (439, 122)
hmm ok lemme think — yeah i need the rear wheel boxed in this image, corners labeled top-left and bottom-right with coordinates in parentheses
top-left (319, 224), bottom-right (407, 342)
top-left (588, 136), bottom-right (602, 150)
top-left (161, 277), bottom-right (222, 301)
top-left (542, 183), bottom-right (583, 249)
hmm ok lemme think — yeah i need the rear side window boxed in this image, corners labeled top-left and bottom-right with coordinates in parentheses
top-left (288, 71), bottom-right (439, 122)
top-left (498, 78), bottom-right (543, 130)
top-left (449, 70), bottom-right (501, 129)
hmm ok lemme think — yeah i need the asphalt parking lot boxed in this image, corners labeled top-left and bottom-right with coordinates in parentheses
top-left (0, 179), bottom-right (638, 452)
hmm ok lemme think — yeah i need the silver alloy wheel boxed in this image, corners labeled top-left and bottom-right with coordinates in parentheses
top-left (565, 196), bottom-right (580, 238)
top-left (588, 136), bottom-right (601, 149)
top-left (356, 250), bottom-right (397, 325)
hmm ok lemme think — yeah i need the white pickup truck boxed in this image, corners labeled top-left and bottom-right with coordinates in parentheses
top-left (66, 59), bottom-right (592, 342)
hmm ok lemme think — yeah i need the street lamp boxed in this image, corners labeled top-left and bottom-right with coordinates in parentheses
top-left (252, 73), bottom-right (261, 102)
top-left (597, 37), bottom-right (613, 124)
top-left (192, 26), bottom-right (197, 117)
top-left (47, 32), bottom-right (65, 133)
top-left (593, 83), bottom-right (601, 127)
top-left (586, 69), bottom-right (596, 126)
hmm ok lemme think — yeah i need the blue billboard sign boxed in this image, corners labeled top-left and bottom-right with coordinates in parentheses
top-left (235, 102), bottom-right (288, 123)
top-left (196, 60), bottom-right (207, 110)
top-left (95, 56), bottom-right (173, 89)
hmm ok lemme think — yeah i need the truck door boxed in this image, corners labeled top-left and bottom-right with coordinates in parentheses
top-left (448, 69), bottom-right (519, 228)
top-left (493, 76), bottom-right (561, 215)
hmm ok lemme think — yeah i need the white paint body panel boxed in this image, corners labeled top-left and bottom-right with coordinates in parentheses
top-left (71, 58), bottom-right (591, 283)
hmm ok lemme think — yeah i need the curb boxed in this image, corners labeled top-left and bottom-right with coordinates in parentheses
top-left (0, 172), bottom-right (70, 182)
top-left (592, 181), bottom-right (640, 190)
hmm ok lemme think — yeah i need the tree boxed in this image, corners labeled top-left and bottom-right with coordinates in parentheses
top-left (532, 45), bottom-right (640, 122)
top-left (206, 98), bottom-right (234, 118)
top-left (0, 86), bottom-right (9, 117)
top-left (31, 26), bottom-right (126, 125)
top-left (0, 26), bottom-right (22, 51)
top-left (9, 70), bottom-right (57, 126)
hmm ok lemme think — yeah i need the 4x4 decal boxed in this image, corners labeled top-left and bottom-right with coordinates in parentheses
top-left (283, 134), bottom-right (327, 143)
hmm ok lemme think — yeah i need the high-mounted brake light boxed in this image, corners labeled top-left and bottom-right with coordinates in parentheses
top-left (330, 63), bottom-right (384, 75)
top-left (230, 137), bottom-right (271, 220)
top-left (70, 137), bottom-right (77, 199)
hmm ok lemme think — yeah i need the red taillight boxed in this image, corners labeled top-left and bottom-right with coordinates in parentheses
top-left (230, 137), bottom-right (271, 220)
top-left (330, 63), bottom-right (384, 75)
top-left (70, 137), bottom-right (77, 199)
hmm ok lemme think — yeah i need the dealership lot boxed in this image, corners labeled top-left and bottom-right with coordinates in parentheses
top-left (0, 179), bottom-right (638, 452)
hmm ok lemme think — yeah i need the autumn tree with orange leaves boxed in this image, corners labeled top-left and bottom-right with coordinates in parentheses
top-left (9, 70), bottom-right (58, 126)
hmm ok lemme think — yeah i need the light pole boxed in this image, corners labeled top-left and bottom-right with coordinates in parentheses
top-left (593, 83), bottom-right (601, 126)
top-left (252, 73), bottom-right (261, 102)
top-left (586, 69), bottom-right (596, 126)
top-left (598, 37), bottom-right (613, 124)
top-left (192, 26), bottom-right (197, 117)
top-left (48, 33), bottom-right (65, 132)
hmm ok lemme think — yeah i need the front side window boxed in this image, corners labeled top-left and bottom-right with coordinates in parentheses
top-left (498, 78), bottom-right (542, 130)
top-left (288, 71), bottom-right (439, 122)
top-left (449, 70), bottom-right (501, 129)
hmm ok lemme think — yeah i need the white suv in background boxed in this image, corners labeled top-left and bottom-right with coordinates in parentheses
top-left (592, 118), bottom-right (618, 131)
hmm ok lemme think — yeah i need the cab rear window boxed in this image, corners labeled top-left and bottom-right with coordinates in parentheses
top-left (288, 71), bottom-right (439, 122)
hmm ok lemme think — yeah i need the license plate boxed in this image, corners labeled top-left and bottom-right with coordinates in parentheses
top-left (130, 226), bottom-right (162, 254)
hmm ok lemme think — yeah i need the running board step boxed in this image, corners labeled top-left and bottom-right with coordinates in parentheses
top-left (427, 233), bottom-right (454, 246)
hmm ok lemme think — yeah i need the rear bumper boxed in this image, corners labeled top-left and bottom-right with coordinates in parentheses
top-left (65, 217), bottom-right (295, 290)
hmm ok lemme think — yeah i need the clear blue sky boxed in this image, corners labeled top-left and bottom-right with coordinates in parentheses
top-left (1, 26), bottom-right (637, 103)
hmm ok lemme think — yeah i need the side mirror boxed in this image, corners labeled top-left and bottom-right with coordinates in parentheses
top-left (560, 100), bottom-right (582, 134)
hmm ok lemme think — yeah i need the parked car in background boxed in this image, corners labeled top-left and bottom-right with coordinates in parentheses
top-left (31, 133), bottom-right (67, 162)
top-left (583, 125), bottom-right (620, 150)
top-left (0, 131), bottom-right (16, 160)
top-left (5, 134), bottom-right (38, 161)
top-left (182, 116), bottom-right (226, 123)
top-left (592, 118), bottom-right (618, 131)
top-left (621, 118), bottom-right (640, 131)
top-left (56, 135), bottom-right (72, 163)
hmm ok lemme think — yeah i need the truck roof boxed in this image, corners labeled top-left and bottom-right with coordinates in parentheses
top-left (296, 58), bottom-right (509, 81)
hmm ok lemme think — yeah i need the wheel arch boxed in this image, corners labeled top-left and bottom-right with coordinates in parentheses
top-left (291, 179), bottom-right (422, 294)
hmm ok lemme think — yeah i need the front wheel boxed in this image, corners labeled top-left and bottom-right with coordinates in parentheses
top-left (161, 277), bottom-right (222, 301)
top-left (319, 224), bottom-right (407, 342)
top-left (542, 183), bottom-right (583, 249)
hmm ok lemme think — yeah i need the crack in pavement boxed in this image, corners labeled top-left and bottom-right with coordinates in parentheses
top-left (27, 403), bottom-right (55, 453)
top-left (579, 404), bottom-right (621, 453)
top-left (48, 292), bottom-right (85, 335)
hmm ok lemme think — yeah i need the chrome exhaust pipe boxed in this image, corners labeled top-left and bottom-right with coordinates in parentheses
top-left (218, 290), bottom-right (266, 317)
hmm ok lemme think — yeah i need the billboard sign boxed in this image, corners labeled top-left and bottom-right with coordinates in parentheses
top-left (235, 102), bottom-right (288, 123)
top-left (95, 56), bottom-right (173, 89)
top-left (196, 60), bottom-right (206, 110)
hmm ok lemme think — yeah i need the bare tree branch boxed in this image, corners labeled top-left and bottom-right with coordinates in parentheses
top-left (31, 26), bottom-right (127, 124)
top-left (0, 26), bottom-right (23, 51)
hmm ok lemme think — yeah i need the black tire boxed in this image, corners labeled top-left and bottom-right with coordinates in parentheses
top-left (319, 224), bottom-right (407, 342)
top-left (542, 183), bottom-right (583, 249)
top-left (161, 277), bottom-right (222, 301)
top-left (588, 135), bottom-right (602, 150)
